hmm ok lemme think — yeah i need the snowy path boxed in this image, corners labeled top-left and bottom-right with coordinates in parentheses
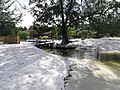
top-left (0, 43), bottom-right (67, 90)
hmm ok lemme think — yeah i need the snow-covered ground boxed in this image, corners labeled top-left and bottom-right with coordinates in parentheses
top-left (30, 37), bottom-right (120, 52)
top-left (0, 42), bottom-right (67, 90)
top-left (1, 38), bottom-right (120, 90)
top-left (53, 38), bottom-right (120, 90)
top-left (64, 38), bottom-right (120, 90)
top-left (68, 38), bottom-right (120, 52)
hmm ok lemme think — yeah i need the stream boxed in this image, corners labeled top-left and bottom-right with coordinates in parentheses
top-left (40, 47), bottom-right (120, 90)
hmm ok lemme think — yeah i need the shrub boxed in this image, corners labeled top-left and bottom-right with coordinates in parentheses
top-left (67, 27), bottom-right (76, 38)
top-left (77, 30), bottom-right (95, 38)
top-left (18, 31), bottom-right (29, 40)
top-left (39, 36), bottom-right (49, 39)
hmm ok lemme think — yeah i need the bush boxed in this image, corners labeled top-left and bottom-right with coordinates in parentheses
top-left (50, 27), bottom-right (61, 39)
top-left (77, 30), bottom-right (95, 38)
top-left (67, 27), bottom-right (76, 38)
top-left (18, 31), bottom-right (29, 40)
top-left (39, 36), bottom-right (49, 39)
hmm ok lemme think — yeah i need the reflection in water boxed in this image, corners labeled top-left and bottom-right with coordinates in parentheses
top-left (45, 48), bottom-right (97, 60)
top-left (38, 46), bottom-right (120, 61)
top-left (100, 52), bottom-right (120, 62)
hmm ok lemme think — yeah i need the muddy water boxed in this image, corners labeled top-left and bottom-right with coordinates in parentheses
top-left (42, 48), bottom-right (120, 90)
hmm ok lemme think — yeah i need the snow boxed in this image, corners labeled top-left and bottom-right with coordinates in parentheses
top-left (1, 38), bottom-right (120, 90)
top-left (92, 63), bottom-right (120, 81)
top-left (69, 38), bottom-right (120, 52)
top-left (0, 42), bottom-right (67, 90)
top-left (31, 37), bottom-right (120, 52)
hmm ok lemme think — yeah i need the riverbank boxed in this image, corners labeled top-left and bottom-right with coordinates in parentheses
top-left (0, 42), bottom-right (67, 90)
top-left (64, 57), bottom-right (120, 90)
top-left (1, 39), bottom-right (120, 90)
top-left (95, 60), bottom-right (120, 75)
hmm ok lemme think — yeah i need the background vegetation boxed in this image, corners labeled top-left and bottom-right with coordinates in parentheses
top-left (0, 0), bottom-right (120, 42)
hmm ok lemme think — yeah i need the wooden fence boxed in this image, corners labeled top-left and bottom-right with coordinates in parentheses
top-left (0, 36), bottom-right (20, 44)
top-left (0, 36), bottom-right (6, 42)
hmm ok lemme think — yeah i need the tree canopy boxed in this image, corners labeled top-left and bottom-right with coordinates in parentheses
top-left (0, 0), bottom-right (22, 36)
top-left (29, 0), bottom-right (120, 43)
top-left (84, 0), bottom-right (120, 37)
top-left (30, 0), bottom-right (83, 44)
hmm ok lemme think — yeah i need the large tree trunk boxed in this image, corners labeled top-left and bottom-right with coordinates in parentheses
top-left (59, 0), bottom-right (69, 44)
top-left (61, 26), bottom-right (69, 44)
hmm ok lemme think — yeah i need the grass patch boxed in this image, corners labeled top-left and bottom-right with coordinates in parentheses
top-left (103, 61), bottom-right (120, 71)
top-left (96, 60), bottom-right (120, 74)
top-left (99, 51), bottom-right (120, 71)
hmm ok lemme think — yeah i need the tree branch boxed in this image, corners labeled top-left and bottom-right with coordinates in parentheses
top-left (65, 0), bottom-right (74, 25)
top-left (50, 17), bottom-right (61, 27)
top-left (59, 0), bottom-right (65, 27)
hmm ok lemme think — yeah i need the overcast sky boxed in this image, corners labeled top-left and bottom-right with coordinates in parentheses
top-left (13, 0), bottom-right (120, 28)
top-left (11, 0), bottom-right (34, 28)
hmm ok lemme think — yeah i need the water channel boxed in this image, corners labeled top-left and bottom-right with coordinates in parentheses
top-left (38, 46), bottom-right (120, 90)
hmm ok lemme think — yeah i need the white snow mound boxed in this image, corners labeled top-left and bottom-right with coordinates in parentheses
top-left (0, 42), bottom-right (67, 90)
